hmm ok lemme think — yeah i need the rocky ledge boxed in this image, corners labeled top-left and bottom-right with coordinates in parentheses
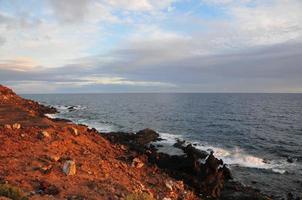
top-left (104, 130), bottom-right (271, 200)
top-left (0, 84), bottom-right (287, 200)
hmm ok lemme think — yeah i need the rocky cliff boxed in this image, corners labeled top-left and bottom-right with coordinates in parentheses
top-left (0, 84), bottom-right (272, 200)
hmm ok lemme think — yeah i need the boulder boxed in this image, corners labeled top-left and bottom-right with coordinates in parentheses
top-left (4, 124), bottom-right (12, 129)
top-left (165, 180), bottom-right (173, 191)
top-left (63, 160), bottom-right (76, 176)
top-left (69, 127), bottom-right (79, 136)
top-left (47, 154), bottom-right (60, 162)
top-left (12, 123), bottom-right (21, 130)
top-left (135, 128), bottom-right (160, 145)
top-left (104, 129), bottom-right (160, 152)
top-left (132, 158), bottom-right (144, 168)
top-left (37, 131), bottom-right (50, 139)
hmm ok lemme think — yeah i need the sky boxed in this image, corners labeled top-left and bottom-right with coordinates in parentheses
top-left (0, 0), bottom-right (301, 93)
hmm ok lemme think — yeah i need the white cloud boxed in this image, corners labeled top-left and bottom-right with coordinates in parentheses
top-left (0, 57), bottom-right (40, 71)
top-left (80, 76), bottom-right (175, 87)
top-left (104, 0), bottom-right (175, 11)
top-left (1, 0), bottom-right (302, 93)
top-left (229, 0), bottom-right (302, 45)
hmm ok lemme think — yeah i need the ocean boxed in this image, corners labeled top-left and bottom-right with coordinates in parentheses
top-left (23, 93), bottom-right (302, 198)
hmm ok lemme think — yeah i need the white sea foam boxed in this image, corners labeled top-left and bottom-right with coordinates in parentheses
top-left (155, 132), bottom-right (294, 174)
top-left (43, 105), bottom-right (295, 175)
top-left (154, 132), bottom-right (185, 155)
top-left (44, 113), bottom-right (57, 119)
top-left (53, 104), bottom-right (86, 113)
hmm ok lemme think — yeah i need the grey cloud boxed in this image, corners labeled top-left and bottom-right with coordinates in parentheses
top-left (0, 36), bottom-right (5, 46)
top-left (48, 0), bottom-right (92, 23)
top-left (2, 41), bottom-right (301, 93)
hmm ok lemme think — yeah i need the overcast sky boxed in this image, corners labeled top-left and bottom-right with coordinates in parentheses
top-left (0, 0), bottom-right (301, 93)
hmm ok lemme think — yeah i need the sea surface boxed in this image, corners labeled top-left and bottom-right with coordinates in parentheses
top-left (23, 93), bottom-right (302, 198)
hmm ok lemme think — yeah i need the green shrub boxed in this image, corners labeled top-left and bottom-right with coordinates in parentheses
top-left (0, 184), bottom-right (28, 200)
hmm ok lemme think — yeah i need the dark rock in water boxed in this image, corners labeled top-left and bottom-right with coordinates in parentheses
top-left (221, 181), bottom-right (270, 200)
top-left (147, 143), bottom-right (231, 198)
top-left (68, 106), bottom-right (77, 112)
top-left (173, 139), bottom-right (186, 149)
top-left (286, 192), bottom-right (302, 200)
top-left (135, 128), bottom-right (160, 145)
top-left (287, 157), bottom-right (294, 163)
top-left (103, 129), bottom-right (160, 153)
top-left (263, 158), bottom-right (270, 164)
top-left (51, 118), bottom-right (72, 123)
top-left (184, 144), bottom-right (208, 160)
top-left (103, 129), bottom-right (270, 200)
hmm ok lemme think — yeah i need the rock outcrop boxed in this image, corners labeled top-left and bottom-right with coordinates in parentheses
top-left (105, 131), bottom-right (273, 199)
top-left (0, 84), bottom-right (199, 200)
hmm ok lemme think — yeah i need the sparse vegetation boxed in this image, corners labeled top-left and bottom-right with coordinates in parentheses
top-left (0, 184), bottom-right (28, 200)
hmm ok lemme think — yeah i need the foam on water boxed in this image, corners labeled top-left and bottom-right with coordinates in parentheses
top-left (78, 120), bottom-right (115, 133)
top-left (155, 132), bottom-right (294, 174)
top-left (44, 113), bottom-right (58, 119)
top-left (52, 104), bottom-right (86, 113)
top-left (45, 103), bottom-right (295, 175)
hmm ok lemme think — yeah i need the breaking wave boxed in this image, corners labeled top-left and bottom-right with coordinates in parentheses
top-left (156, 132), bottom-right (293, 174)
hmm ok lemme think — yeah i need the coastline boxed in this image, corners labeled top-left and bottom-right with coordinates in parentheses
top-left (0, 84), bottom-right (276, 199)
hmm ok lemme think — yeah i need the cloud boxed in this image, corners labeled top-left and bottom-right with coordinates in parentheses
top-left (104, 0), bottom-right (174, 11)
top-left (48, 0), bottom-right (92, 23)
top-left (2, 39), bottom-right (301, 93)
top-left (0, 36), bottom-right (5, 46)
top-left (80, 76), bottom-right (175, 87)
top-left (0, 0), bottom-right (301, 93)
top-left (0, 57), bottom-right (40, 71)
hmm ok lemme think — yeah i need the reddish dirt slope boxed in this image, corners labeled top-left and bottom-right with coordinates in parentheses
top-left (0, 85), bottom-right (198, 200)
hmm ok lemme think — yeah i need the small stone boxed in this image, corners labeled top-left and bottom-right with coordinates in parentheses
top-left (63, 160), bottom-right (76, 175)
top-left (37, 131), bottom-right (50, 139)
top-left (131, 158), bottom-right (144, 168)
top-left (12, 123), bottom-right (21, 129)
top-left (165, 180), bottom-right (173, 191)
top-left (20, 134), bottom-right (25, 138)
top-left (287, 157), bottom-right (294, 163)
top-left (4, 124), bottom-right (12, 129)
top-left (69, 127), bottom-right (79, 136)
top-left (48, 155), bottom-right (60, 162)
top-left (40, 165), bottom-right (53, 174)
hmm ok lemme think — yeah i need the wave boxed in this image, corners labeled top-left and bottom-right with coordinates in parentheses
top-left (76, 119), bottom-right (116, 133)
top-left (53, 104), bottom-right (86, 113)
top-left (155, 132), bottom-right (295, 174)
top-left (44, 103), bottom-right (296, 175)
top-left (44, 113), bottom-right (58, 119)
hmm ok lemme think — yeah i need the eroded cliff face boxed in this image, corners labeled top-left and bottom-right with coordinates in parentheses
top-left (0, 84), bottom-right (198, 200)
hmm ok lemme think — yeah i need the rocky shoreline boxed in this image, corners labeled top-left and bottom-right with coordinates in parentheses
top-left (0, 84), bottom-right (296, 200)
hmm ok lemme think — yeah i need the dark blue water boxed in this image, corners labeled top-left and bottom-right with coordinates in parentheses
top-left (23, 93), bottom-right (302, 198)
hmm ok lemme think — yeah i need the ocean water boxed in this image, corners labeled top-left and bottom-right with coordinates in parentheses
top-left (23, 93), bottom-right (302, 198)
